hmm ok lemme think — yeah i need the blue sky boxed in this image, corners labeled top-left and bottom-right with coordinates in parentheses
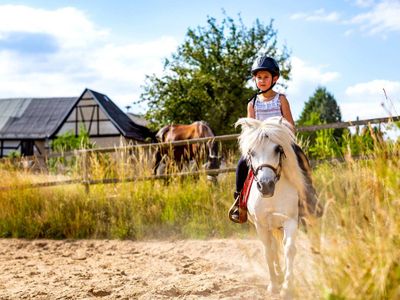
top-left (0, 0), bottom-right (399, 124)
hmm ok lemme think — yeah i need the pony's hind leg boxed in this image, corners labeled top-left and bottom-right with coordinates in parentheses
top-left (256, 226), bottom-right (281, 294)
top-left (281, 219), bottom-right (297, 299)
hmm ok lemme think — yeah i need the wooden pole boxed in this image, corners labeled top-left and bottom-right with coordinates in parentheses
top-left (81, 150), bottom-right (90, 194)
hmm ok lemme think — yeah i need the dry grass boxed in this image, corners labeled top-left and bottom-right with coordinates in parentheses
top-left (0, 141), bottom-right (399, 298)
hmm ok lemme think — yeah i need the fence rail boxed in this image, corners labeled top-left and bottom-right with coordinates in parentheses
top-left (1, 115), bottom-right (398, 191)
top-left (0, 167), bottom-right (237, 191)
top-left (297, 115), bottom-right (400, 132)
top-left (47, 115), bottom-right (399, 158)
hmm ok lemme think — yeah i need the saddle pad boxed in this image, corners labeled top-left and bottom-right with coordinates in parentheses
top-left (239, 170), bottom-right (254, 210)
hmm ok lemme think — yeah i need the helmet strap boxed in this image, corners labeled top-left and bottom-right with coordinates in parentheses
top-left (250, 81), bottom-right (277, 108)
top-left (257, 81), bottom-right (276, 95)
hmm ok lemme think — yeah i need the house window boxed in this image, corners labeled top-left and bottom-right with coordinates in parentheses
top-left (21, 140), bottom-right (34, 156)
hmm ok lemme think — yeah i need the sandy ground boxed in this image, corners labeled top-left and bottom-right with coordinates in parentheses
top-left (0, 234), bottom-right (320, 299)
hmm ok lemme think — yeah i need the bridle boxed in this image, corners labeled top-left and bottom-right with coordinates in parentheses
top-left (247, 147), bottom-right (285, 184)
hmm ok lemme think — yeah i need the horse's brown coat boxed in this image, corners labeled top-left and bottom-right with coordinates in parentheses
top-left (153, 121), bottom-right (220, 174)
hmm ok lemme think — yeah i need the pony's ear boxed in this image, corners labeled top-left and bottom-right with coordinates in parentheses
top-left (235, 118), bottom-right (261, 131)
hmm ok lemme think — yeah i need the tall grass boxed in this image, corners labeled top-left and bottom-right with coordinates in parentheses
top-left (0, 139), bottom-right (399, 298)
top-left (312, 142), bottom-right (400, 299)
top-left (0, 168), bottom-right (249, 239)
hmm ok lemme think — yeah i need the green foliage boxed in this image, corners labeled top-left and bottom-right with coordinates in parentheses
top-left (297, 87), bottom-right (343, 144)
top-left (308, 129), bottom-right (342, 160)
top-left (298, 86), bottom-right (342, 125)
top-left (141, 14), bottom-right (291, 134)
top-left (7, 151), bottom-right (21, 159)
top-left (301, 124), bottom-right (387, 160)
top-left (340, 126), bottom-right (382, 157)
top-left (48, 128), bottom-right (94, 174)
top-left (51, 127), bottom-right (93, 152)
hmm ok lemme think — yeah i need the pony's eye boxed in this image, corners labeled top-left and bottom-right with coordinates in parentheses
top-left (275, 145), bottom-right (284, 154)
top-left (249, 150), bottom-right (256, 157)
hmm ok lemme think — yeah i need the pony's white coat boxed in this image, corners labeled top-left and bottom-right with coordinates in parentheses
top-left (235, 117), bottom-right (306, 299)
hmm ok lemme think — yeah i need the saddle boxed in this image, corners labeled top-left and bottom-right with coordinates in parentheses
top-left (237, 170), bottom-right (254, 223)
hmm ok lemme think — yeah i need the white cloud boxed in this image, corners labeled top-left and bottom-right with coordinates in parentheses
top-left (354, 0), bottom-right (376, 8)
top-left (0, 5), bottom-right (178, 113)
top-left (0, 5), bottom-right (108, 49)
top-left (290, 9), bottom-right (341, 22)
top-left (291, 1), bottom-right (400, 37)
top-left (350, 0), bottom-right (400, 35)
top-left (277, 57), bottom-right (340, 119)
top-left (345, 79), bottom-right (400, 96)
top-left (88, 37), bottom-right (178, 84)
top-left (342, 79), bottom-right (400, 119)
top-left (285, 57), bottom-right (340, 95)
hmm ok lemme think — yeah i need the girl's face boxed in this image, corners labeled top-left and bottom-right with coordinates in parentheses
top-left (254, 70), bottom-right (278, 90)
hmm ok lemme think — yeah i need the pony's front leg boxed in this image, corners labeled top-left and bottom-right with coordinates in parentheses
top-left (281, 218), bottom-right (297, 299)
top-left (256, 226), bottom-right (281, 294)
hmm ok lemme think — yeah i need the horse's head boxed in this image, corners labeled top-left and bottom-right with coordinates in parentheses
top-left (247, 136), bottom-right (285, 197)
top-left (235, 117), bottom-right (295, 197)
top-left (205, 139), bottom-right (221, 170)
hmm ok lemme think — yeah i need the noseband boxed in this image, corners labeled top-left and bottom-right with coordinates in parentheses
top-left (247, 149), bottom-right (285, 183)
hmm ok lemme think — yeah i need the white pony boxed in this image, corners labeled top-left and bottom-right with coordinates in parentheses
top-left (235, 116), bottom-right (317, 299)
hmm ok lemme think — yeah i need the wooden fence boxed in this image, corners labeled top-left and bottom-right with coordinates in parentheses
top-left (1, 115), bottom-right (399, 192)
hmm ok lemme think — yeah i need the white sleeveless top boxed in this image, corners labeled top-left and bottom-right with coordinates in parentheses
top-left (254, 93), bottom-right (282, 121)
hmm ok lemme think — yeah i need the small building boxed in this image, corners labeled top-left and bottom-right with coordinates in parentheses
top-left (0, 88), bottom-right (155, 158)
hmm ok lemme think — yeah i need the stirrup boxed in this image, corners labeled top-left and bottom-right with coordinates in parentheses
top-left (228, 205), bottom-right (241, 223)
top-left (228, 195), bottom-right (247, 224)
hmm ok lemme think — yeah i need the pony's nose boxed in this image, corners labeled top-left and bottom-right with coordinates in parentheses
top-left (257, 179), bottom-right (275, 197)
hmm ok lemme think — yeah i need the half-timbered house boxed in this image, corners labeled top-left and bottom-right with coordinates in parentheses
top-left (0, 88), bottom-right (155, 157)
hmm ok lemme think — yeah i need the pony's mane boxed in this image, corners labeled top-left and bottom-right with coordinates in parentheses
top-left (235, 117), bottom-right (308, 199)
top-left (235, 117), bottom-right (295, 155)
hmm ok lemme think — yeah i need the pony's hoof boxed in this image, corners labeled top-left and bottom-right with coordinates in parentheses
top-left (267, 283), bottom-right (280, 294)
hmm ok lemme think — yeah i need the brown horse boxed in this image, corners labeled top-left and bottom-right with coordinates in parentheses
top-left (153, 121), bottom-right (221, 178)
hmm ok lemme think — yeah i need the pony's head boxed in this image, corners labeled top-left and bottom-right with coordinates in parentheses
top-left (235, 117), bottom-right (306, 198)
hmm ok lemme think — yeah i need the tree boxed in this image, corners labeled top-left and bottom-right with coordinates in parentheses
top-left (297, 86), bottom-right (342, 125)
top-left (140, 14), bottom-right (291, 134)
top-left (297, 87), bottom-right (343, 147)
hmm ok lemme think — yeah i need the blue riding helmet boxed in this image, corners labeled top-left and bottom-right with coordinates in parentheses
top-left (251, 56), bottom-right (280, 77)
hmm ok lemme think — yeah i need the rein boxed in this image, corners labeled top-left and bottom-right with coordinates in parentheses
top-left (247, 150), bottom-right (284, 183)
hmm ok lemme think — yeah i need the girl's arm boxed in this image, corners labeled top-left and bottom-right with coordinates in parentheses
top-left (247, 101), bottom-right (255, 118)
top-left (280, 95), bottom-right (295, 129)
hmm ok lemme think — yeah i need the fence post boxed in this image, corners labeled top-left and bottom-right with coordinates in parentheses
top-left (81, 150), bottom-right (90, 194)
top-left (356, 116), bottom-right (359, 135)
